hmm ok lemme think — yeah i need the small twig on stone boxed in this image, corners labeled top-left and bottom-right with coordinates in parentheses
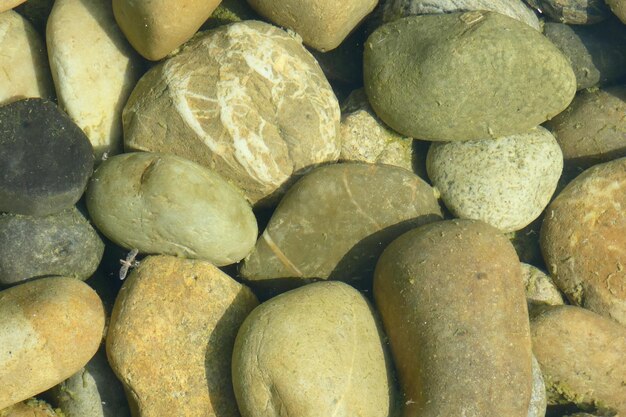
top-left (119, 248), bottom-right (140, 280)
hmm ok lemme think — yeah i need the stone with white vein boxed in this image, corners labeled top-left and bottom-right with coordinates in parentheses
top-left (47, 0), bottom-right (143, 161)
top-left (123, 20), bottom-right (340, 206)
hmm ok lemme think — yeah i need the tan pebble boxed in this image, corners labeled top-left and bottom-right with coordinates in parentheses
top-left (106, 255), bottom-right (258, 417)
top-left (0, 277), bottom-right (105, 409)
top-left (0, 0), bottom-right (26, 13)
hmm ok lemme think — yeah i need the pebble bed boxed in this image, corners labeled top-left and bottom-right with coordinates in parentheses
top-left (0, 0), bottom-right (625, 416)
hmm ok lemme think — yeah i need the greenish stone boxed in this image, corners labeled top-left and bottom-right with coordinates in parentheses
top-left (363, 11), bottom-right (576, 141)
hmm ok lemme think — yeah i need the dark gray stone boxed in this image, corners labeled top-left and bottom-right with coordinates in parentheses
top-left (544, 20), bottom-right (626, 90)
top-left (0, 206), bottom-right (104, 285)
top-left (0, 98), bottom-right (94, 216)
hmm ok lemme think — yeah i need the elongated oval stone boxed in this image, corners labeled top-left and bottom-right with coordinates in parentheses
top-left (364, 11), bottom-right (576, 141)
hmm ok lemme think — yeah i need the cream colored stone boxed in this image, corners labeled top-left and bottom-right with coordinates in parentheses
top-left (0, 10), bottom-right (54, 106)
top-left (0, 0), bottom-right (25, 13)
top-left (340, 89), bottom-right (414, 171)
top-left (247, 0), bottom-right (377, 51)
top-left (46, 0), bottom-right (143, 161)
top-left (123, 21), bottom-right (340, 206)
top-left (0, 277), bottom-right (105, 409)
top-left (107, 255), bottom-right (259, 417)
top-left (521, 263), bottom-right (564, 307)
top-left (113, 0), bottom-right (223, 60)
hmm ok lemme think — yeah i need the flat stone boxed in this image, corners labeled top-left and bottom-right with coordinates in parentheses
top-left (107, 255), bottom-right (258, 417)
top-left (0, 11), bottom-right (54, 106)
top-left (0, 207), bottom-right (104, 285)
top-left (123, 21), bottom-right (340, 206)
top-left (0, 277), bottom-right (105, 409)
top-left (46, 0), bottom-right (143, 161)
top-left (246, 0), bottom-right (377, 51)
top-left (0, 98), bottom-right (94, 216)
top-left (113, 0), bottom-right (222, 60)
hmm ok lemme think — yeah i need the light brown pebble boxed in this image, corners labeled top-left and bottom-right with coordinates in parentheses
top-left (0, 399), bottom-right (59, 417)
top-left (106, 255), bottom-right (258, 417)
top-left (0, 277), bottom-right (105, 409)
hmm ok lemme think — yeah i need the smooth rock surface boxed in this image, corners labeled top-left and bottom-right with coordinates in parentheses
top-left (606, 0), bottom-right (626, 22)
top-left (246, 0), bottom-right (377, 51)
top-left (364, 12), bottom-right (576, 141)
top-left (123, 21), bottom-right (340, 206)
top-left (86, 152), bottom-right (257, 266)
top-left (426, 127), bottom-right (563, 232)
top-left (49, 347), bottom-right (130, 417)
top-left (240, 163), bottom-right (442, 290)
top-left (0, 206), bottom-right (104, 285)
top-left (0, 0), bottom-right (26, 13)
top-left (113, 0), bottom-right (223, 60)
top-left (107, 255), bottom-right (258, 417)
top-left (382, 0), bottom-right (541, 30)
top-left (541, 158), bottom-right (626, 326)
top-left (0, 98), bottom-right (94, 216)
top-left (521, 263), bottom-right (565, 307)
top-left (340, 89), bottom-right (414, 172)
top-left (0, 277), bottom-right (105, 409)
top-left (531, 305), bottom-right (626, 414)
top-left (0, 10), bottom-right (54, 105)
top-left (543, 21), bottom-right (626, 90)
top-left (374, 219), bottom-right (532, 417)
top-left (524, 0), bottom-right (611, 24)
top-left (46, 0), bottom-right (144, 161)
top-left (232, 281), bottom-right (398, 417)
top-left (545, 86), bottom-right (626, 175)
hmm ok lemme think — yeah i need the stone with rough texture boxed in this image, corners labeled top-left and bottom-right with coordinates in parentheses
top-left (0, 277), bottom-right (105, 409)
top-left (246, 0), bottom-right (377, 52)
top-left (107, 255), bottom-right (258, 417)
top-left (0, 98), bottom-right (94, 216)
top-left (0, 11), bottom-right (54, 106)
top-left (340, 89), bottom-right (414, 172)
top-left (374, 219), bottom-right (532, 417)
top-left (364, 12), bottom-right (576, 141)
top-left (530, 305), bottom-right (626, 414)
top-left (545, 86), bottom-right (626, 175)
top-left (521, 263), bottom-right (564, 307)
top-left (426, 127), bottom-right (563, 232)
top-left (0, 399), bottom-right (59, 416)
top-left (49, 347), bottom-right (130, 417)
top-left (86, 152), bottom-right (257, 266)
top-left (0, 206), bottom-right (104, 285)
top-left (541, 158), bottom-right (626, 326)
top-left (113, 0), bottom-right (223, 60)
top-left (124, 21), bottom-right (340, 206)
top-left (605, 0), bottom-right (626, 23)
top-left (0, 0), bottom-right (25, 13)
top-left (46, 0), bottom-right (144, 161)
top-left (528, 355), bottom-right (547, 417)
top-left (382, 0), bottom-right (541, 30)
top-left (543, 22), bottom-right (626, 91)
top-left (524, 0), bottom-right (611, 24)
top-left (240, 163), bottom-right (442, 291)
top-left (232, 281), bottom-right (398, 417)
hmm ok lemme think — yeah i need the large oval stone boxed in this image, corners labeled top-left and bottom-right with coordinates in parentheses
top-left (86, 152), bottom-right (257, 266)
top-left (123, 21), bottom-right (340, 206)
top-left (0, 277), bottom-right (105, 409)
top-left (364, 11), bottom-right (576, 141)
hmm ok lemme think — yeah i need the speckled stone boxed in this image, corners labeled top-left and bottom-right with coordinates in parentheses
top-left (340, 89), bottom-right (414, 172)
top-left (521, 263), bottom-right (564, 307)
top-left (543, 21), bottom-right (626, 90)
top-left (0, 206), bottom-right (104, 285)
top-left (123, 21), bottom-right (340, 206)
top-left (0, 10), bottom-right (53, 106)
top-left (0, 98), bottom-right (94, 216)
top-left (382, 0), bottom-right (541, 30)
top-left (540, 158), bottom-right (626, 326)
top-left (524, 0), bottom-right (611, 24)
top-left (46, 0), bottom-right (144, 160)
top-left (107, 255), bottom-right (258, 417)
top-left (426, 127), bottom-right (563, 232)
top-left (528, 355), bottom-right (547, 417)
top-left (0, 277), bottom-right (105, 409)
